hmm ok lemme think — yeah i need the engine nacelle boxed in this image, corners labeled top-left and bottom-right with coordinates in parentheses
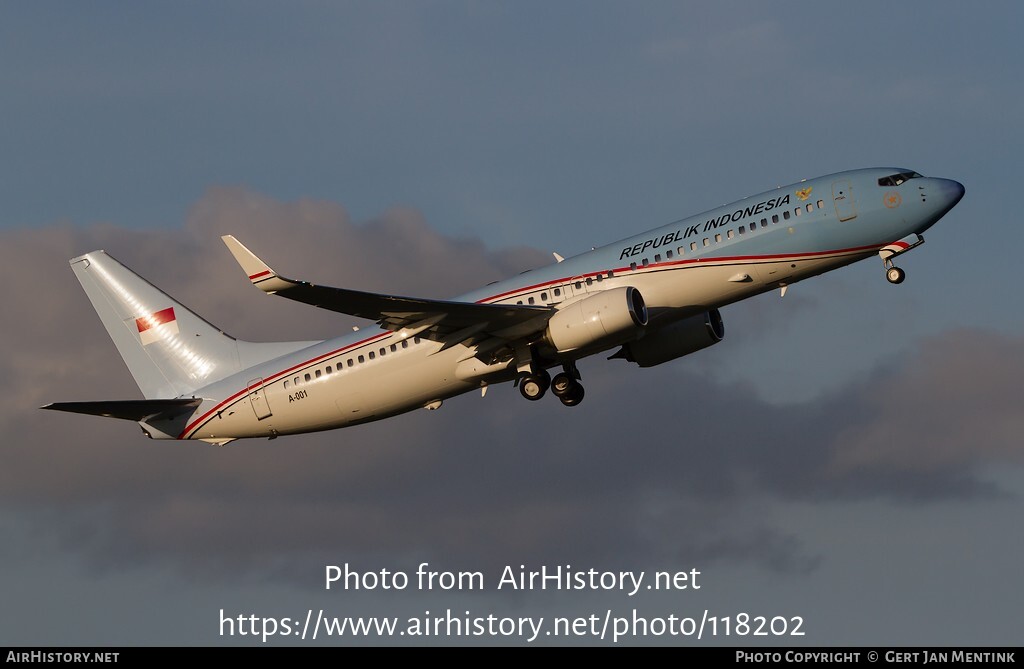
top-left (546, 286), bottom-right (648, 353)
top-left (613, 309), bottom-right (724, 367)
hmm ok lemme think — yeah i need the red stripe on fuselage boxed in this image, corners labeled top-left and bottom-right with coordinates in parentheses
top-left (477, 243), bottom-right (881, 303)
top-left (180, 243), bottom-right (882, 439)
top-left (178, 331), bottom-right (389, 438)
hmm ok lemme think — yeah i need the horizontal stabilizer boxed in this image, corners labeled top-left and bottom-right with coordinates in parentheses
top-left (41, 398), bottom-right (202, 422)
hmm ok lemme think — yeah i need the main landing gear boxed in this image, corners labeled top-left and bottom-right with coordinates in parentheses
top-left (518, 369), bottom-right (550, 401)
top-left (518, 362), bottom-right (585, 407)
top-left (551, 370), bottom-right (585, 407)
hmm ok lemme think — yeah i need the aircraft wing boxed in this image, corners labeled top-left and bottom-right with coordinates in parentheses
top-left (222, 235), bottom-right (552, 344)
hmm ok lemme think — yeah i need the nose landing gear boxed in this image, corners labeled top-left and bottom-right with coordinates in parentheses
top-left (885, 265), bottom-right (906, 284)
top-left (879, 234), bottom-right (923, 285)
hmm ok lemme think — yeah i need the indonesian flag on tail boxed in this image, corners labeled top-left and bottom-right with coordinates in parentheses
top-left (136, 307), bottom-right (179, 345)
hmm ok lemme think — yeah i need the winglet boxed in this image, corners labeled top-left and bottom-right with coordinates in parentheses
top-left (221, 235), bottom-right (295, 294)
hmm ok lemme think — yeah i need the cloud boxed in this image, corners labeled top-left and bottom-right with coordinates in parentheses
top-left (827, 329), bottom-right (1024, 477)
top-left (0, 188), bottom-right (1019, 584)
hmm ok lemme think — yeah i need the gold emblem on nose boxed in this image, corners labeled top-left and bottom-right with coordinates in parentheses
top-left (884, 191), bottom-right (902, 208)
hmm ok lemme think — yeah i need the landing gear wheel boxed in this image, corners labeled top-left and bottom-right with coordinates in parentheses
top-left (518, 370), bottom-right (551, 401)
top-left (559, 383), bottom-right (585, 407)
top-left (886, 266), bottom-right (906, 284)
top-left (551, 372), bottom-right (574, 398)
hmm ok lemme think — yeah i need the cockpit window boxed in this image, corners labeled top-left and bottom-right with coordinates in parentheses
top-left (878, 171), bottom-right (923, 187)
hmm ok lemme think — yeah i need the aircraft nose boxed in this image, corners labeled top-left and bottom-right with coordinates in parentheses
top-left (936, 178), bottom-right (965, 210)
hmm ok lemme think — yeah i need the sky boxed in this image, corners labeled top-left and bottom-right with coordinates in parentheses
top-left (1, 2), bottom-right (1022, 646)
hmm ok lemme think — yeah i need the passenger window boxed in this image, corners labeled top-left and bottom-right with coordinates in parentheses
top-left (677, 246), bottom-right (685, 255)
top-left (358, 355), bottom-right (365, 363)
top-left (347, 359), bottom-right (353, 368)
top-left (390, 344), bottom-right (397, 352)
top-left (304, 373), bottom-right (311, 382)
top-left (654, 254), bottom-right (661, 263)
top-left (641, 258), bottom-right (649, 267)
top-left (528, 296), bottom-right (535, 305)
top-left (294, 376), bottom-right (300, 385)
top-left (739, 226), bottom-right (745, 235)
top-left (368, 351), bottom-right (375, 360)
top-left (806, 203), bottom-right (813, 212)
top-left (630, 262), bottom-right (637, 271)
top-left (783, 210), bottom-right (791, 220)
top-left (516, 300), bottom-right (522, 305)
top-left (315, 369), bottom-right (322, 379)
top-left (414, 337), bottom-right (421, 344)
top-left (727, 230), bottom-right (734, 239)
top-left (690, 242), bottom-right (697, 251)
top-left (794, 207), bottom-right (802, 217)
top-left (541, 292), bottom-right (548, 301)
top-left (817, 199), bottom-right (824, 209)
top-left (772, 214), bottom-right (779, 224)
top-left (554, 288), bottom-right (561, 297)
top-left (586, 276), bottom-right (594, 284)
top-left (596, 273), bottom-right (603, 282)
top-left (702, 238), bottom-right (709, 247)
top-left (761, 218), bottom-right (767, 226)
top-left (714, 234), bottom-right (722, 243)
top-left (750, 221), bottom-right (757, 230)
top-left (326, 366), bottom-right (332, 374)
top-left (575, 281), bottom-right (582, 289)
top-left (666, 250), bottom-right (673, 259)
top-left (284, 380), bottom-right (290, 389)
top-left (401, 341), bottom-right (408, 349)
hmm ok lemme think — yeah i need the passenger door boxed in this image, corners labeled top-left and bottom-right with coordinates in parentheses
top-left (247, 377), bottom-right (272, 420)
top-left (832, 180), bottom-right (857, 222)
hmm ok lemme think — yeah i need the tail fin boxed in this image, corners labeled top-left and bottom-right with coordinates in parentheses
top-left (70, 251), bottom-right (315, 399)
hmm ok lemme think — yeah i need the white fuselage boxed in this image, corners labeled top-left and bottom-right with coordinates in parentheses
top-left (174, 168), bottom-right (963, 441)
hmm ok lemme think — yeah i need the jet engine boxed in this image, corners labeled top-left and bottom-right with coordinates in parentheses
top-left (612, 309), bottom-right (724, 367)
top-left (545, 286), bottom-right (648, 353)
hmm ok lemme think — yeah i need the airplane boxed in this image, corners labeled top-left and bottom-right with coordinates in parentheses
top-left (42, 168), bottom-right (965, 444)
